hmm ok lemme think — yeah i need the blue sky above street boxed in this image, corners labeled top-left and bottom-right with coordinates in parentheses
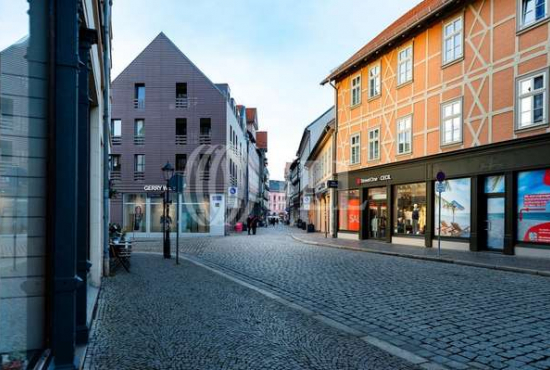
top-left (111, 0), bottom-right (421, 179)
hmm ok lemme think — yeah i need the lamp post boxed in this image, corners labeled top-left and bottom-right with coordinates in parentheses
top-left (162, 161), bottom-right (174, 259)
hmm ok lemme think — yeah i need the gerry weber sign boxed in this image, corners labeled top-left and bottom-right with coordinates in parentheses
top-left (356, 174), bottom-right (392, 185)
top-left (143, 185), bottom-right (169, 191)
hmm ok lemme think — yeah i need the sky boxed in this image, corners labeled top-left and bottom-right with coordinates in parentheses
top-left (0, 0), bottom-right (421, 180)
top-left (111, 0), bottom-right (421, 180)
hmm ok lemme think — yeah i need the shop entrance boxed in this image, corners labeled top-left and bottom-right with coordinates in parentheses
top-left (368, 187), bottom-right (388, 240)
top-left (483, 175), bottom-right (506, 252)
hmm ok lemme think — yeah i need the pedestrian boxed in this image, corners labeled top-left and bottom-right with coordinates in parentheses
top-left (251, 215), bottom-right (258, 235)
top-left (246, 215), bottom-right (252, 235)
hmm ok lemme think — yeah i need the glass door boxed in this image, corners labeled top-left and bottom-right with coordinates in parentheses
top-left (369, 202), bottom-right (387, 240)
top-left (486, 197), bottom-right (505, 251)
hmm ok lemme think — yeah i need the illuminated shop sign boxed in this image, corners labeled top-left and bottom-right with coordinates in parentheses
top-left (143, 185), bottom-right (169, 191)
top-left (356, 174), bottom-right (392, 185)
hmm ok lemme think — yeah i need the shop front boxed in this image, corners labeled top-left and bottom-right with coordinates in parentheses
top-left (120, 191), bottom-right (213, 237)
top-left (312, 182), bottom-right (332, 234)
top-left (336, 134), bottom-right (550, 257)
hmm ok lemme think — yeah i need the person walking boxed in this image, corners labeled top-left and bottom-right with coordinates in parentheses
top-left (246, 215), bottom-right (253, 236)
top-left (251, 215), bottom-right (258, 235)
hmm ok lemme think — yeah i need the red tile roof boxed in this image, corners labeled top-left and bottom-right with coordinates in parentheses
top-left (322, 0), bottom-right (456, 84)
top-left (256, 131), bottom-right (268, 150)
top-left (246, 107), bottom-right (257, 123)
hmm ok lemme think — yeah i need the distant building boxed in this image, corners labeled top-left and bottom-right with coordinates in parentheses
top-left (268, 180), bottom-right (286, 217)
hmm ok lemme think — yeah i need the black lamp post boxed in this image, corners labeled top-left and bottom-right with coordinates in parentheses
top-left (162, 161), bottom-right (174, 259)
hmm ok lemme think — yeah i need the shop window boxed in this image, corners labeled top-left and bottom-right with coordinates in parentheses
top-left (397, 116), bottom-right (412, 154)
top-left (368, 128), bottom-right (380, 161)
top-left (338, 190), bottom-right (361, 232)
top-left (516, 70), bottom-right (548, 130)
top-left (485, 175), bottom-right (505, 194)
top-left (368, 63), bottom-right (381, 98)
top-left (123, 194), bottom-right (146, 232)
top-left (397, 45), bottom-right (413, 85)
top-left (150, 194), bottom-right (177, 233)
top-left (434, 178), bottom-right (471, 238)
top-left (350, 134), bottom-right (360, 164)
top-left (394, 183), bottom-right (426, 235)
top-left (517, 169), bottom-right (550, 243)
top-left (519, 0), bottom-right (547, 29)
top-left (181, 197), bottom-right (210, 233)
top-left (441, 99), bottom-right (462, 145)
top-left (351, 75), bottom-right (361, 106)
top-left (443, 16), bottom-right (463, 65)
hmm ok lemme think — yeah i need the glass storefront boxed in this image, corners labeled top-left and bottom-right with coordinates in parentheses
top-left (123, 194), bottom-right (147, 232)
top-left (434, 178), bottom-right (471, 238)
top-left (122, 193), bottom-right (210, 234)
top-left (338, 190), bottom-right (360, 232)
top-left (517, 169), bottom-right (550, 244)
top-left (368, 187), bottom-right (387, 239)
top-left (0, 1), bottom-right (48, 366)
top-left (394, 183), bottom-right (426, 235)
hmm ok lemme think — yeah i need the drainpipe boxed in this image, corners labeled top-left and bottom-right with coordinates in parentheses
top-left (329, 81), bottom-right (338, 238)
top-left (102, 0), bottom-right (112, 276)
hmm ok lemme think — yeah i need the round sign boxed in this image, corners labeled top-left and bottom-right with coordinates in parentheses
top-left (229, 187), bottom-right (237, 195)
top-left (436, 171), bottom-right (446, 182)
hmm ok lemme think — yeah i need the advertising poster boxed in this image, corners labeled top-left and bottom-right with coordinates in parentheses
top-left (517, 169), bottom-right (550, 243)
top-left (348, 198), bottom-right (360, 232)
top-left (434, 178), bottom-right (471, 238)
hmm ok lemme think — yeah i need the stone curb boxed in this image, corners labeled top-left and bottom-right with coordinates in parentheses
top-left (291, 234), bottom-right (550, 278)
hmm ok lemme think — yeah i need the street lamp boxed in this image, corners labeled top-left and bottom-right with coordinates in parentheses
top-left (162, 161), bottom-right (174, 259)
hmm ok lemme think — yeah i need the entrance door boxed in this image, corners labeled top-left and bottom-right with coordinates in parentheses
top-left (369, 202), bottom-right (388, 240)
top-left (486, 197), bottom-right (505, 251)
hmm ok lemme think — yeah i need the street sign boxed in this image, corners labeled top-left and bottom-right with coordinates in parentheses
top-left (436, 182), bottom-right (446, 193)
top-left (436, 171), bottom-right (446, 183)
top-left (227, 187), bottom-right (238, 208)
top-left (228, 186), bottom-right (238, 196)
top-left (327, 180), bottom-right (339, 189)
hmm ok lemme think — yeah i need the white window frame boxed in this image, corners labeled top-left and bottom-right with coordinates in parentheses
top-left (350, 133), bottom-right (361, 165)
top-left (440, 98), bottom-right (463, 145)
top-left (396, 115), bottom-right (412, 155)
top-left (111, 119), bottom-right (122, 137)
top-left (515, 69), bottom-right (549, 130)
top-left (368, 63), bottom-right (381, 98)
top-left (351, 75), bottom-right (362, 107)
top-left (397, 45), bottom-right (413, 86)
top-left (442, 16), bottom-right (464, 65)
top-left (518, 0), bottom-right (548, 30)
top-left (368, 128), bottom-right (380, 161)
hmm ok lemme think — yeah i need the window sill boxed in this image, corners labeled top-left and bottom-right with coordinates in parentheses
top-left (367, 157), bottom-right (381, 163)
top-left (516, 16), bottom-right (550, 36)
top-left (515, 122), bottom-right (549, 134)
top-left (440, 140), bottom-right (463, 149)
top-left (396, 79), bottom-right (413, 89)
top-left (367, 94), bottom-right (381, 102)
top-left (396, 150), bottom-right (413, 157)
top-left (350, 102), bottom-right (362, 110)
top-left (441, 56), bottom-right (464, 69)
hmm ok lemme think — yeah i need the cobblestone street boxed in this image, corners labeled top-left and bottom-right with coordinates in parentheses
top-left (86, 227), bottom-right (550, 369)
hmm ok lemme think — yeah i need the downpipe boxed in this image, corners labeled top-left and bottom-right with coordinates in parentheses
top-left (102, 0), bottom-right (112, 277)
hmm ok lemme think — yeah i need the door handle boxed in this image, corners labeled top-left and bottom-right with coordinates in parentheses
top-left (484, 220), bottom-right (491, 231)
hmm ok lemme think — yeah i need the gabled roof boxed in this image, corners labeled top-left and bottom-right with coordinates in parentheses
top-left (112, 32), bottom-right (228, 100)
top-left (322, 0), bottom-right (462, 84)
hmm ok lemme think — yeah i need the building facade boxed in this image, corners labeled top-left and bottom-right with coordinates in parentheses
top-left (0, 0), bottom-right (111, 368)
top-left (305, 120), bottom-right (336, 235)
top-left (109, 33), bottom-right (255, 237)
top-left (323, 0), bottom-right (550, 258)
top-left (268, 180), bottom-right (286, 217)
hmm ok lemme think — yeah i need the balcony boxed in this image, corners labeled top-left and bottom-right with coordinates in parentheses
top-left (134, 136), bottom-right (144, 145)
top-left (134, 172), bottom-right (144, 181)
top-left (133, 99), bottom-right (145, 109)
top-left (175, 97), bottom-right (188, 109)
top-left (175, 135), bottom-right (187, 145)
top-left (110, 171), bottom-right (121, 180)
top-left (199, 134), bottom-right (211, 145)
top-left (112, 136), bottom-right (122, 145)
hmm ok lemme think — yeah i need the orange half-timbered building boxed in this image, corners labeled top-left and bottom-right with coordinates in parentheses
top-left (323, 0), bottom-right (550, 257)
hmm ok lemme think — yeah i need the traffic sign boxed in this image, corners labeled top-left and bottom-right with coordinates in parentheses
top-left (228, 186), bottom-right (238, 196)
top-left (436, 182), bottom-right (446, 193)
top-left (436, 171), bottom-right (446, 182)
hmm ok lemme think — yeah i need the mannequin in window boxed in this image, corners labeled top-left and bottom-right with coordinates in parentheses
top-left (412, 203), bottom-right (420, 234)
top-left (371, 215), bottom-right (378, 238)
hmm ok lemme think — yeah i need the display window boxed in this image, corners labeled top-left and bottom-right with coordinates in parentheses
top-left (517, 169), bottom-right (550, 244)
top-left (434, 178), bottom-right (471, 238)
top-left (338, 190), bottom-right (361, 232)
top-left (394, 183), bottom-right (426, 235)
top-left (123, 194), bottom-right (147, 232)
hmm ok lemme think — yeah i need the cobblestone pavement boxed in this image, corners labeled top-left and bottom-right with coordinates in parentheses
top-left (133, 226), bottom-right (550, 370)
top-left (85, 252), bottom-right (418, 370)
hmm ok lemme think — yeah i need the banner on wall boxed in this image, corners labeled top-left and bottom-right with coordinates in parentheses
top-left (348, 198), bottom-right (360, 232)
top-left (517, 169), bottom-right (550, 243)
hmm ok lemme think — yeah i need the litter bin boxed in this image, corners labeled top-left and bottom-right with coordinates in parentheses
top-left (307, 223), bottom-right (315, 233)
top-left (235, 222), bottom-right (243, 233)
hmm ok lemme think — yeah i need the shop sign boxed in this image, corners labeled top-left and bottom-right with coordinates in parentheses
top-left (356, 174), bottom-right (392, 185)
top-left (327, 180), bottom-right (339, 189)
top-left (316, 182), bottom-right (327, 193)
top-left (144, 185), bottom-right (168, 192)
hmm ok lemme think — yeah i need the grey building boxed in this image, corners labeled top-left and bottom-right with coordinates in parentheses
top-left (110, 33), bottom-right (250, 236)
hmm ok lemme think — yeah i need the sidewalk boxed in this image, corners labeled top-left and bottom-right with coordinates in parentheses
top-left (291, 230), bottom-right (550, 277)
